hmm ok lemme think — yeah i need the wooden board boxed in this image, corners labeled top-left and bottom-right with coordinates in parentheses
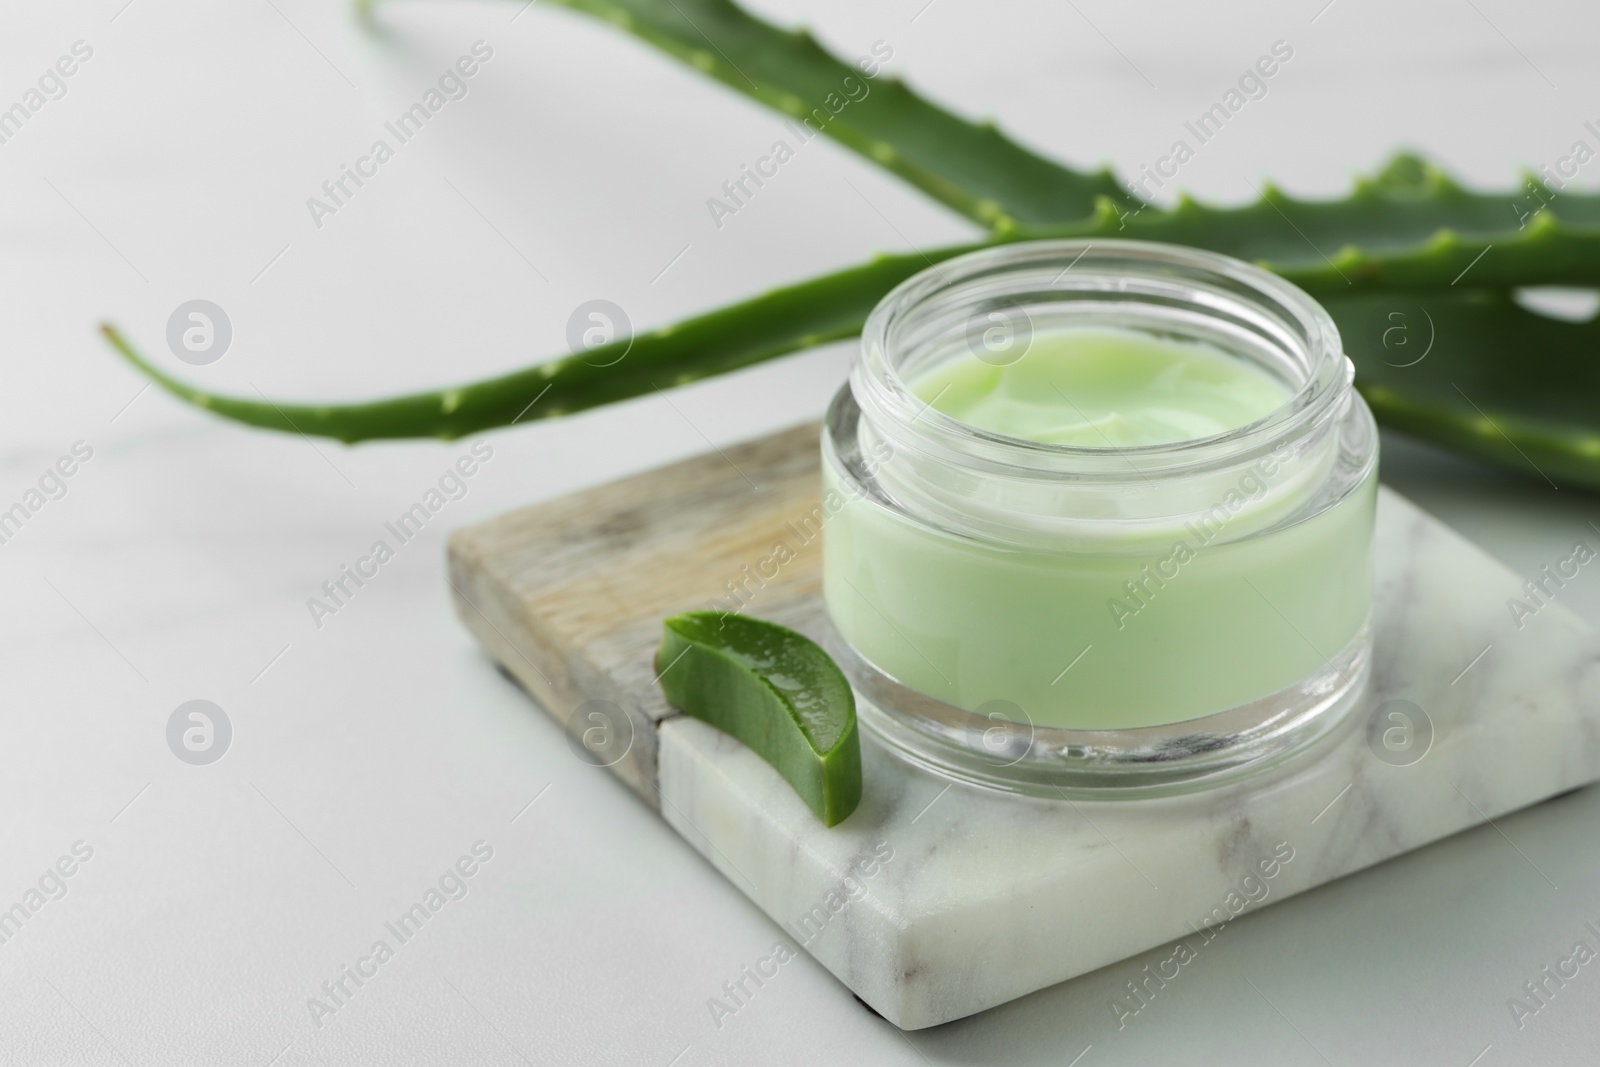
top-left (446, 421), bottom-right (827, 803)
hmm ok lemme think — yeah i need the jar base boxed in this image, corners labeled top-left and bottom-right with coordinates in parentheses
top-left (828, 621), bottom-right (1371, 799)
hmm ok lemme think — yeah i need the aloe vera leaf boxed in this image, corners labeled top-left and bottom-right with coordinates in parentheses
top-left (460, 1), bottom-right (1600, 249)
top-left (98, 246), bottom-right (974, 442)
top-left (451, 0), bottom-right (1128, 227)
top-left (386, 0), bottom-right (1600, 259)
top-left (1112, 155), bottom-right (1600, 289)
top-left (1327, 287), bottom-right (1600, 489)
top-left (657, 611), bottom-right (861, 827)
top-left (103, 270), bottom-right (1600, 489)
top-left (100, 162), bottom-right (1600, 440)
top-left (442, 0), bottom-right (1600, 250)
top-left (104, 277), bottom-right (1600, 489)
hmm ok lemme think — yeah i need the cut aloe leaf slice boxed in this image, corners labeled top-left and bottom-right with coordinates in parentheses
top-left (656, 612), bottom-right (861, 827)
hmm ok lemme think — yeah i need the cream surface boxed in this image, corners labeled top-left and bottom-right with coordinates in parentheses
top-left (912, 327), bottom-right (1290, 447)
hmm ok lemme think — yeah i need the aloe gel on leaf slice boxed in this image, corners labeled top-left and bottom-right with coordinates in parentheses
top-left (656, 612), bottom-right (862, 827)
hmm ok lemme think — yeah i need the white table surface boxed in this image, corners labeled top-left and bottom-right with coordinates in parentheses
top-left (5, 0), bottom-right (1600, 1062)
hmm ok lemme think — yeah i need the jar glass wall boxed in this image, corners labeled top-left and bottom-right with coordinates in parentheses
top-left (820, 240), bottom-right (1378, 795)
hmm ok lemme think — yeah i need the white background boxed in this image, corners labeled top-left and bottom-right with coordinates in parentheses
top-left (3, 0), bottom-right (1600, 1063)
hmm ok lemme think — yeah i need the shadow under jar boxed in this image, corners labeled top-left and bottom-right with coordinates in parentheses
top-left (821, 240), bottom-right (1378, 797)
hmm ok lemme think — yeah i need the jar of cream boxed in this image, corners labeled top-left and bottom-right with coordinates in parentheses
top-left (821, 239), bottom-right (1378, 795)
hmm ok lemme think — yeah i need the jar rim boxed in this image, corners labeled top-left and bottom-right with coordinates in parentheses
top-left (853, 238), bottom-right (1348, 480)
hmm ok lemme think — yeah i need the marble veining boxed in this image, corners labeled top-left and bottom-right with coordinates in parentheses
top-left (657, 487), bottom-right (1600, 1028)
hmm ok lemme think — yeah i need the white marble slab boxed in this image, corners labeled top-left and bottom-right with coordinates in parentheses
top-left (657, 486), bottom-right (1600, 1029)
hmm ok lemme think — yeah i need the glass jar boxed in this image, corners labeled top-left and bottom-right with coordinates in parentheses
top-left (821, 239), bottom-right (1378, 795)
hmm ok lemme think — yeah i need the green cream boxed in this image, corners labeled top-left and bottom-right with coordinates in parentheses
top-left (823, 327), bottom-right (1376, 730)
top-left (913, 328), bottom-right (1291, 447)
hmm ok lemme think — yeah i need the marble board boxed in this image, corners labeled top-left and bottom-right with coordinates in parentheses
top-left (447, 420), bottom-right (1600, 1029)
